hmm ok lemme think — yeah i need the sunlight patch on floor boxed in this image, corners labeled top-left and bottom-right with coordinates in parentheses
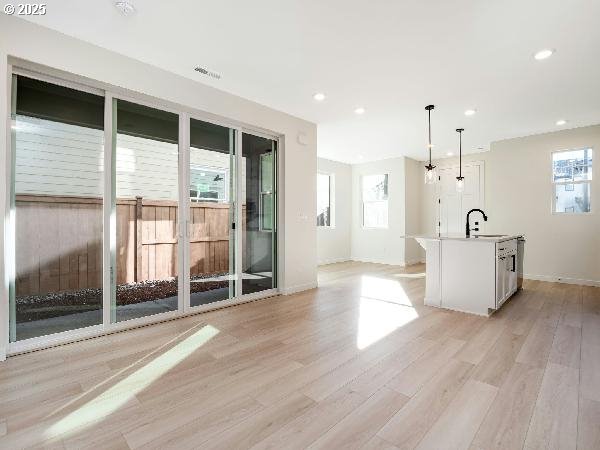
top-left (45, 324), bottom-right (219, 439)
top-left (360, 275), bottom-right (414, 306)
top-left (357, 276), bottom-right (418, 349)
top-left (357, 297), bottom-right (418, 349)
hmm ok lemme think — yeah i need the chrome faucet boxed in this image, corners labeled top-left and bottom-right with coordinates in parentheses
top-left (466, 208), bottom-right (488, 237)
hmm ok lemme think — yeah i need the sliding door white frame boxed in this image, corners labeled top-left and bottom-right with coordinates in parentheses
top-left (5, 68), bottom-right (16, 349)
top-left (103, 94), bottom-right (115, 325)
top-left (179, 112), bottom-right (190, 313)
top-left (235, 127), bottom-right (243, 299)
top-left (5, 62), bottom-right (283, 356)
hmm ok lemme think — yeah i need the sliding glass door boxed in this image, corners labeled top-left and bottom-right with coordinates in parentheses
top-left (241, 133), bottom-right (277, 294)
top-left (8, 71), bottom-right (279, 348)
top-left (114, 99), bottom-right (180, 322)
top-left (188, 118), bottom-right (236, 307)
top-left (10, 75), bottom-right (105, 341)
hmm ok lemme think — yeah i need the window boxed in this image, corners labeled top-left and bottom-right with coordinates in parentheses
top-left (317, 173), bottom-right (333, 227)
top-left (362, 174), bottom-right (389, 228)
top-left (11, 75), bottom-right (105, 341)
top-left (552, 148), bottom-right (592, 213)
top-left (190, 166), bottom-right (228, 202)
top-left (259, 152), bottom-right (274, 231)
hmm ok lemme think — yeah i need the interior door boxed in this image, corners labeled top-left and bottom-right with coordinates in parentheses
top-left (437, 162), bottom-right (483, 234)
top-left (438, 168), bottom-right (462, 234)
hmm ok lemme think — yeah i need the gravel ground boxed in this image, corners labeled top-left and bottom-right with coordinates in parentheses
top-left (16, 273), bottom-right (229, 322)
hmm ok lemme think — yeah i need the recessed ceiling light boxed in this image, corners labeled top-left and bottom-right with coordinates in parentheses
top-left (354, 107), bottom-right (365, 115)
top-left (446, 151), bottom-right (454, 156)
top-left (556, 119), bottom-right (567, 126)
top-left (313, 93), bottom-right (326, 101)
top-left (534, 49), bottom-right (555, 60)
top-left (464, 109), bottom-right (476, 116)
top-left (115, 0), bottom-right (135, 15)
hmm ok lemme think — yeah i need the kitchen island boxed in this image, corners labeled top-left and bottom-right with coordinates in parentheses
top-left (405, 234), bottom-right (525, 316)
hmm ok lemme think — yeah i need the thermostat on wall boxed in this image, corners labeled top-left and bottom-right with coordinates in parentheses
top-left (297, 131), bottom-right (308, 146)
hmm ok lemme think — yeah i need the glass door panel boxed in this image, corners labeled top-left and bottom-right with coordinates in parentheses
top-left (114, 100), bottom-right (180, 322)
top-left (10, 75), bottom-right (105, 341)
top-left (189, 118), bottom-right (236, 307)
top-left (241, 133), bottom-right (277, 294)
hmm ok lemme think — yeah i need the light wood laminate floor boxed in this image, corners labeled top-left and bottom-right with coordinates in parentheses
top-left (1, 262), bottom-right (599, 449)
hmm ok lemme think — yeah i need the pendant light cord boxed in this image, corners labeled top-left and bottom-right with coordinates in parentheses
top-left (459, 130), bottom-right (462, 177)
top-left (425, 105), bottom-right (434, 167)
top-left (456, 128), bottom-right (464, 180)
top-left (428, 108), bottom-right (432, 165)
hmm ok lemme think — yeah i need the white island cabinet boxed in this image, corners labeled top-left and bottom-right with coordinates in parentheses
top-left (407, 234), bottom-right (524, 316)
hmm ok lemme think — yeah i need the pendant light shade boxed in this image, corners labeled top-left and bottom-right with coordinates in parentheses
top-left (424, 105), bottom-right (437, 184)
top-left (425, 166), bottom-right (438, 184)
top-left (456, 128), bottom-right (465, 193)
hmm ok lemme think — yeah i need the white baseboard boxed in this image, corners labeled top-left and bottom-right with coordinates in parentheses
top-left (0, 347), bottom-right (6, 362)
top-left (317, 257), bottom-right (351, 266)
top-left (404, 258), bottom-right (426, 266)
top-left (524, 274), bottom-right (600, 287)
top-left (282, 282), bottom-right (318, 295)
top-left (350, 256), bottom-right (406, 266)
top-left (350, 256), bottom-right (424, 267)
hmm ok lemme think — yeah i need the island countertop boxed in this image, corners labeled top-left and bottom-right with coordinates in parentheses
top-left (401, 234), bottom-right (523, 243)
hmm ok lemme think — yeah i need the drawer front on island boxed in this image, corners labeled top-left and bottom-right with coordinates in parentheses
top-left (496, 238), bottom-right (517, 257)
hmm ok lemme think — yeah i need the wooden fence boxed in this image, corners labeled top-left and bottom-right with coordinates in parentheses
top-left (15, 194), bottom-right (236, 297)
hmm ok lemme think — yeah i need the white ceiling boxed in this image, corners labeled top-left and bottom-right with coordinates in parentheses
top-left (22, 0), bottom-right (600, 164)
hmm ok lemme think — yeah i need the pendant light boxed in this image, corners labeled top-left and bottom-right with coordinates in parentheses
top-left (456, 128), bottom-right (465, 193)
top-left (424, 105), bottom-right (437, 184)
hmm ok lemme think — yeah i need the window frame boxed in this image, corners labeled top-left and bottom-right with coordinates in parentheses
top-left (317, 171), bottom-right (335, 228)
top-left (259, 152), bottom-right (274, 232)
top-left (361, 173), bottom-right (389, 229)
top-left (189, 164), bottom-right (229, 203)
top-left (551, 147), bottom-right (593, 215)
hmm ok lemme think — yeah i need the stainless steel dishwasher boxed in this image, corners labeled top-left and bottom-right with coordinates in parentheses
top-left (517, 237), bottom-right (526, 289)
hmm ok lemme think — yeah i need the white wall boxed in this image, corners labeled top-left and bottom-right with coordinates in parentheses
top-left (317, 158), bottom-right (351, 265)
top-left (421, 125), bottom-right (600, 285)
top-left (351, 157), bottom-right (407, 265)
top-left (0, 15), bottom-right (317, 359)
top-left (404, 157), bottom-right (425, 264)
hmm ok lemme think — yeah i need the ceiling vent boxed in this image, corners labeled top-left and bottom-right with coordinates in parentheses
top-left (115, 1), bottom-right (135, 15)
top-left (194, 66), bottom-right (222, 80)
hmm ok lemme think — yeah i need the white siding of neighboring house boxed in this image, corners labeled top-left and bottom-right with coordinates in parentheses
top-left (15, 115), bottom-right (104, 197)
top-left (15, 115), bottom-right (242, 200)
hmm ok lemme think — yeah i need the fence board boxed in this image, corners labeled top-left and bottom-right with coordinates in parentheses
top-left (15, 195), bottom-right (235, 297)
